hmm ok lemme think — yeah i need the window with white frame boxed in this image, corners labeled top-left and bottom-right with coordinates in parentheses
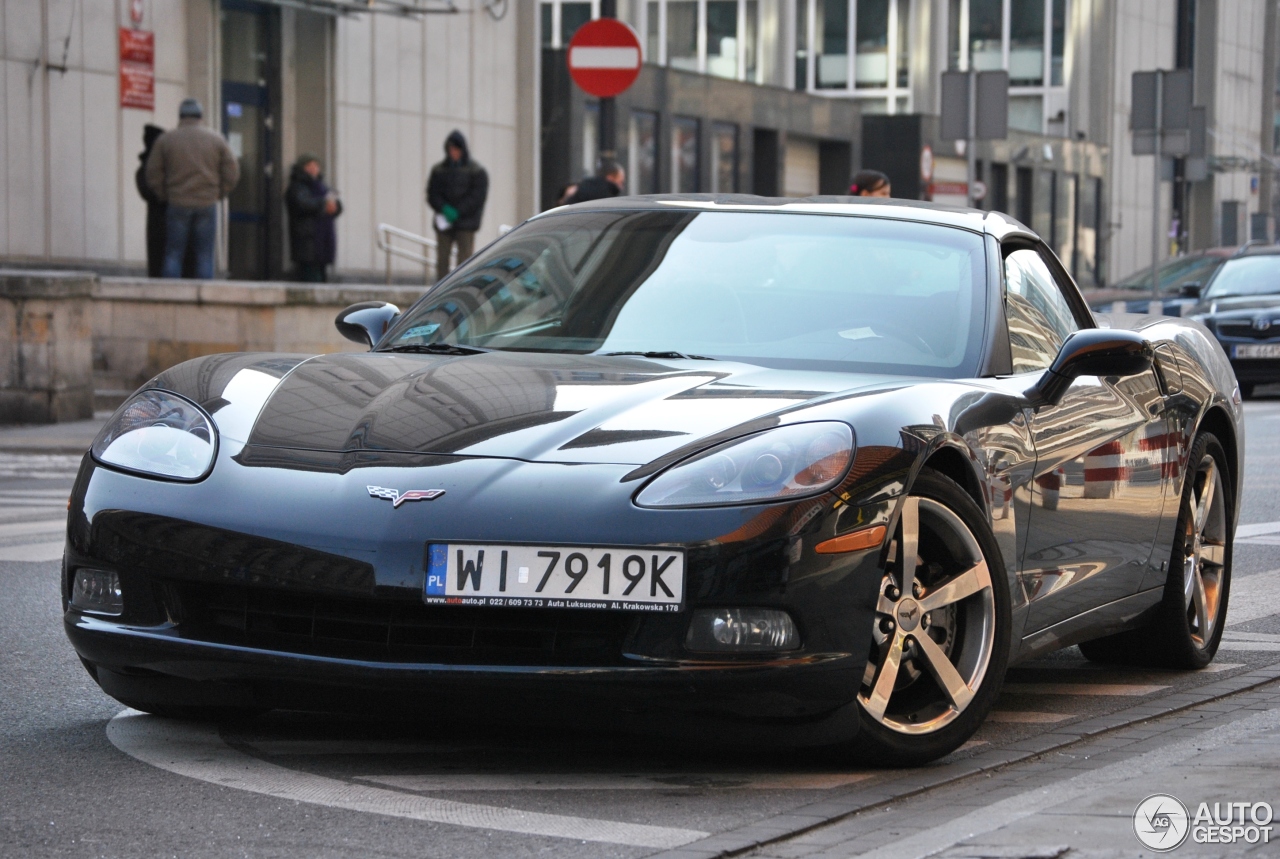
top-left (541, 0), bottom-right (599, 48)
top-left (638, 0), bottom-right (762, 81)
top-left (792, 0), bottom-right (912, 112)
top-left (947, 0), bottom-right (1067, 134)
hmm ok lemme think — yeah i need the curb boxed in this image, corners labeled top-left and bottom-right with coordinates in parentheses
top-left (646, 661), bottom-right (1280, 858)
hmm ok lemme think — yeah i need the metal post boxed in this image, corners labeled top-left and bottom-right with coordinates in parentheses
top-left (1151, 70), bottom-right (1163, 311)
top-left (967, 70), bottom-right (977, 207)
top-left (598, 0), bottom-right (617, 162)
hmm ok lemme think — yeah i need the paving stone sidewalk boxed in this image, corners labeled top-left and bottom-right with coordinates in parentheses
top-left (743, 680), bottom-right (1280, 859)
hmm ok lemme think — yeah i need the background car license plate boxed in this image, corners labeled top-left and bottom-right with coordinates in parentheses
top-left (1233, 344), bottom-right (1280, 358)
top-left (425, 543), bottom-right (684, 611)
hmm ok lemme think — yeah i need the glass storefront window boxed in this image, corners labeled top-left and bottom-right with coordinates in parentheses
top-left (795, 0), bottom-right (809, 90)
top-left (745, 0), bottom-right (759, 81)
top-left (668, 1), bottom-right (699, 71)
top-left (672, 117), bottom-right (699, 192)
top-left (583, 102), bottom-right (599, 176)
top-left (629, 110), bottom-right (659, 194)
top-left (561, 2), bottom-right (593, 45)
top-left (817, 0), bottom-right (850, 89)
top-left (1009, 94), bottom-right (1042, 133)
top-left (969, 0), bottom-right (1002, 71)
top-left (1050, 0), bottom-right (1065, 85)
top-left (1009, 0), bottom-right (1044, 85)
top-left (896, 0), bottom-right (910, 87)
top-left (707, 0), bottom-right (739, 78)
top-left (647, 0), bottom-right (660, 60)
top-left (855, 0), bottom-right (888, 88)
top-left (542, 3), bottom-right (554, 47)
top-left (948, 0), bottom-right (962, 70)
top-left (711, 122), bottom-right (738, 192)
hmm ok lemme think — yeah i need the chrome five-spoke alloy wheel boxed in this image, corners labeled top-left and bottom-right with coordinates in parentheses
top-left (859, 494), bottom-right (997, 735)
top-left (1183, 452), bottom-right (1227, 649)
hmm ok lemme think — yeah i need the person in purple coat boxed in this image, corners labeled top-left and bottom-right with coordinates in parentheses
top-left (285, 154), bottom-right (342, 282)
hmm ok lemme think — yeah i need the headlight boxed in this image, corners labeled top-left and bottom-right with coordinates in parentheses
top-left (635, 422), bottom-right (854, 508)
top-left (91, 390), bottom-right (217, 480)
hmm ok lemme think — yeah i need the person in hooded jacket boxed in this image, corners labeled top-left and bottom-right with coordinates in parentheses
top-left (285, 154), bottom-right (342, 283)
top-left (426, 130), bottom-right (489, 281)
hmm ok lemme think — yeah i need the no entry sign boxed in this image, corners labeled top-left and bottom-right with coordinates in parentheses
top-left (567, 18), bottom-right (642, 99)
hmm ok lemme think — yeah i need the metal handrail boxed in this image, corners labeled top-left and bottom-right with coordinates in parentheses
top-left (376, 223), bottom-right (439, 284)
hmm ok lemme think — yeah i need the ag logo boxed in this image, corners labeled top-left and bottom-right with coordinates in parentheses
top-left (1134, 794), bottom-right (1190, 851)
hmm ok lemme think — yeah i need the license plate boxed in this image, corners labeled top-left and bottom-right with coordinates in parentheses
top-left (424, 543), bottom-right (685, 611)
top-left (1233, 343), bottom-right (1280, 358)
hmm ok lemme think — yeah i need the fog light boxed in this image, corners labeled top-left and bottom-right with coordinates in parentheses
top-left (685, 608), bottom-right (800, 652)
top-left (70, 569), bottom-right (123, 616)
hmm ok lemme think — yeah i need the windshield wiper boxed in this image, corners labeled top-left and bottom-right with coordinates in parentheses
top-left (602, 351), bottom-right (717, 360)
top-left (383, 342), bottom-right (492, 356)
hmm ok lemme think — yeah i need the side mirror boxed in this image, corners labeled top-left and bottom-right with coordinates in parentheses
top-left (1025, 329), bottom-right (1154, 407)
top-left (1180, 282), bottom-right (1202, 299)
top-left (335, 301), bottom-right (400, 348)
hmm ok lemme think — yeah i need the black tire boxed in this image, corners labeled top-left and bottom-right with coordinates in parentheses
top-left (113, 698), bottom-right (269, 722)
top-left (849, 470), bottom-right (1011, 766)
top-left (1079, 432), bottom-right (1232, 669)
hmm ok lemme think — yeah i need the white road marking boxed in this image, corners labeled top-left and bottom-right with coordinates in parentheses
top-left (0, 540), bottom-right (64, 562)
top-left (107, 711), bottom-right (708, 849)
top-left (1001, 682), bottom-right (1168, 697)
top-left (986, 711), bottom-right (1074, 724)
top-left (854, 702), bottom-right (1280, 859)
top-left (358, 771), bottom-right (872, 792)
top-left (1236, 520), bottom-right (1280, 538)
top-left (1227, 569), bottom-right (1280, 626)
top-left (1219, 631), bottom-right (1280, 651)
top-left (250, 740), bottom-right (478, 756)
top-left (0, 519), bottom-right (65, 539)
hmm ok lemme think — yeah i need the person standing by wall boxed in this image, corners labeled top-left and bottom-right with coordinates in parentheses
top-left (145, 98), bottom-right (240, 279)
top-left (136, 124), bottom-right (169, 278)
top-left (563, 160), bottom-right (626, 205)
top-left (426, 130), bottom-right (488, 281)
top-left (285, 154), bottom-right (342, 283)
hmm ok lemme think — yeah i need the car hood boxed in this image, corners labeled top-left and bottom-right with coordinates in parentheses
top-left (226, 351), bottom-right (909, 465)
top-left (1191, 294), bottom-right (1280, 318)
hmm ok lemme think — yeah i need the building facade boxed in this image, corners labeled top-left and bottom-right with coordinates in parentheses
top-left (1, 0), bottom-right (538, 282)
top-left (2, 0), bottom-right (1278, 286)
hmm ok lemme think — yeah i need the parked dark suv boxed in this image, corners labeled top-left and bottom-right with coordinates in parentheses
top-left (1188, 245), bottom-right (1280, 398)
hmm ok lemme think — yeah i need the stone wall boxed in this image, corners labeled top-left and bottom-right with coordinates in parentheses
top-left (92, 277), bottom-right (428, 404)
top-left (0, 270), bottom-right (95, 423)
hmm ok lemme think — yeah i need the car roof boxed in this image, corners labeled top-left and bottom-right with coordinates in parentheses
top-left (533, 194), bottom-right (1038, 242)
top-left (1236, 243), bottom-right (1280, 257)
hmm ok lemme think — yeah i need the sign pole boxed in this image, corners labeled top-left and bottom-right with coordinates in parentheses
top-left (598, 0), bottom-right (618, 162)
top-left (1151, 70), bottom-right (1163, 310)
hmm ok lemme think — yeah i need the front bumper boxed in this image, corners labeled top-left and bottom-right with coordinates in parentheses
top-left (64, 454), bottom-right (891, 730)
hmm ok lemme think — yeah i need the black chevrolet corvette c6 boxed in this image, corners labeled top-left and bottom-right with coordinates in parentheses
top-left (64, 197), bottom-right (1243, 764)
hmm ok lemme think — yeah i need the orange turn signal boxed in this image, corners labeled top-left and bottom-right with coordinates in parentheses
top-left (814, 525), bottom-right (886, 555)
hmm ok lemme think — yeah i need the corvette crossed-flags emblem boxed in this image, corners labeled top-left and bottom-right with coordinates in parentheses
top-left (367, 486), bottom-right (447, 507)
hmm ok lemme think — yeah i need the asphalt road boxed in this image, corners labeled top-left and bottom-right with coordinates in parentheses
top-left (3, 401), bottom-right (1280, 859)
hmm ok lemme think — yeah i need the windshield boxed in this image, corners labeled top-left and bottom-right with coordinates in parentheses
top-left (381, 209), bottom-right (988, 376)
top-left (1204, 256), bottom-right (1280, 298)
top-left (1113, 254), bottom-right (1223, 295)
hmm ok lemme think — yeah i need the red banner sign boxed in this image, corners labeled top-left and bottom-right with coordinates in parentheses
top-left (119, 28), bottom-right (154, 111)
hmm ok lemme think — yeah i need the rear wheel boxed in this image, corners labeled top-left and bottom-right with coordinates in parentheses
top-left (851, 471), bottom-right (1010, 765)
top-left (1079, 432), bottom-right (1232, 668)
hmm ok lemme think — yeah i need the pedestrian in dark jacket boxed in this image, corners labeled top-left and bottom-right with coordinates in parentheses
top-left (426, 130), bottom-right (488, 281)
top-left (285, 154), bottom-right (342, 283)
top-left (564, 160), bottom-right (626, 205)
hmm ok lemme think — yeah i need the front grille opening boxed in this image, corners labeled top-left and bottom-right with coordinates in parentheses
top-left (162, 581), bottom-right (636, 665)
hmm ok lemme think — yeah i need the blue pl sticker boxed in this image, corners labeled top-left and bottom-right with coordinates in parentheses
top-left (226, 102), bottom-right (243, 118)
top-left (425, 544), bottom-right (448, 596)
top-left (403, 323), bottom-right (441, 340)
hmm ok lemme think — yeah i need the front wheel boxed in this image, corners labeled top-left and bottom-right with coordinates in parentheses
top-left (851, 470), bottom-right (1011, 765)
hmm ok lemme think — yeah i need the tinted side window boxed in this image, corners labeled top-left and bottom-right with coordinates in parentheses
top-left (1004, 247), bottom-right (1081, 373)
